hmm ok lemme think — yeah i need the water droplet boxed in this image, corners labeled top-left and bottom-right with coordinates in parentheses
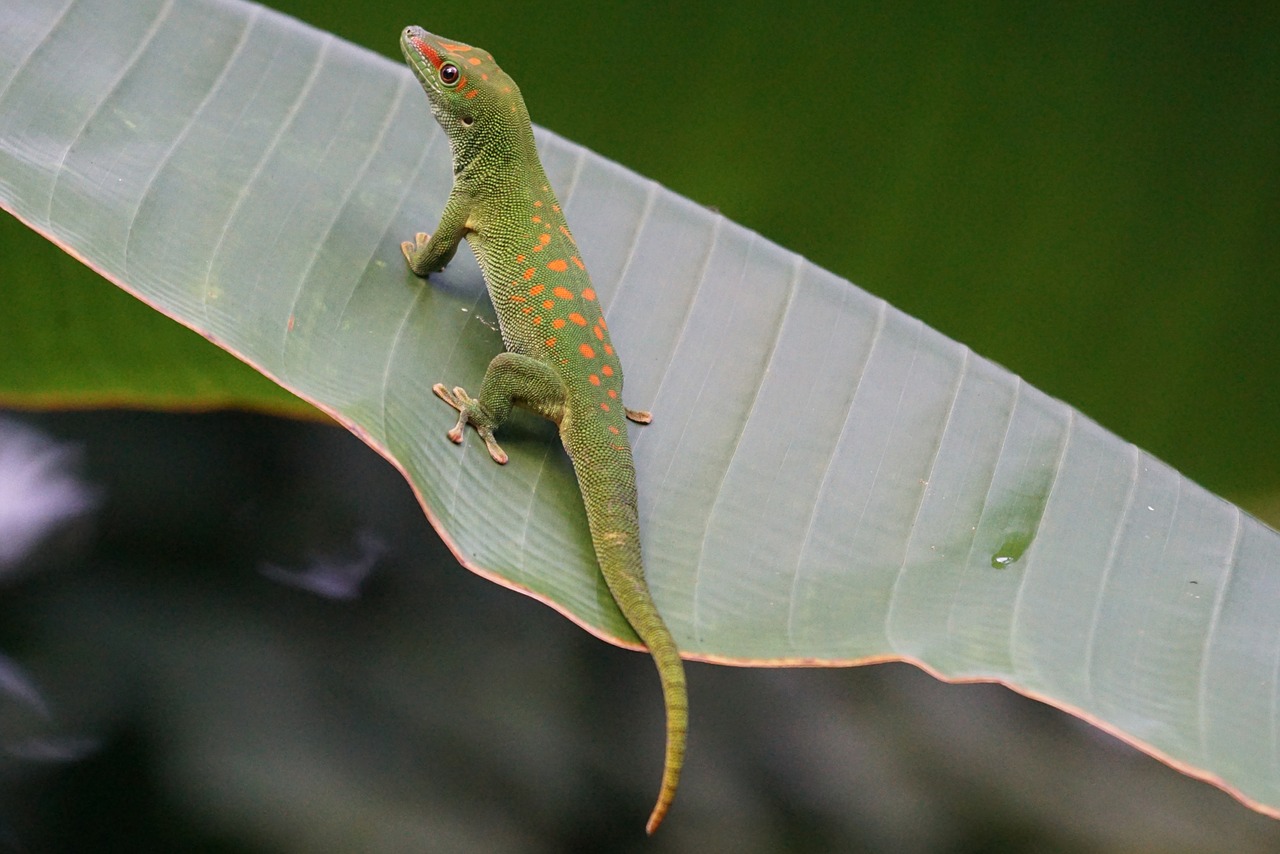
top-left (990, 531), bottom-right (1033, 569)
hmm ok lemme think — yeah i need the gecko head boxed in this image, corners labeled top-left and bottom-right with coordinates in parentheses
top-left (400, 26), bottom-right (529, 151)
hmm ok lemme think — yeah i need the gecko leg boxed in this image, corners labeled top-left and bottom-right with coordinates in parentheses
top-left (433, 352), bottom-right (567, 465)
top-left (402, 190), bottom-right (471, 277)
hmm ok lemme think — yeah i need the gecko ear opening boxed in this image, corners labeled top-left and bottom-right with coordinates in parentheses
top-left (461, 115), bottom-right (474, 127)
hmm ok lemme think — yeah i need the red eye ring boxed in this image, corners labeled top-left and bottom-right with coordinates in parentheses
top-left (440, 62), bottom-right (460, 86)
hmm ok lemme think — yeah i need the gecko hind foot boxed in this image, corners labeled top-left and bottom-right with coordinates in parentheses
top-left (432, 383), bottom-right (509, 464)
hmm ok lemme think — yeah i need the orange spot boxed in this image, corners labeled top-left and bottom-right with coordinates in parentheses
top-left (441, 42), bottom-right (473, 52)
top-left (547, 259), bottom-right (568, 272)
top-left (538, 233), bottom-right (551, 246)
top-left (604, 344), bottom-right (614, 356)
top-left (410, 37), bottom-right (440, 67)
top-left (600, 402), bottom-right (611, 412)
top-left (608, 425), bottom-right (620, 435)
top-left (522, 268), bottom-right (535, 280)
top-left (542, 299), bottom-right (554, 309)
top-left (525, 309), bottom-right (535, 317)
top-left (532, 216), bottom-right (542, 224)
top-left (553, 286), bottom-right (574, 300)
top-left (608, 389), bottom-right (618, 399)
top-left (529, 283), bottom-right (545, 295)
top-left (533, 200), bottom-right (543, 208)
top-left (545, 337), bottom-right (557, 348)
top-left (572, 256), bottom-right (586, 271)
top-left (579, 343), bottom-right (596, 359)
top-left (508, 294), bottom-right (525, 303)
top-left (597, 316), bottom-right (607, 330)
top-left (552, 204), bottom-right (561, 212)
top-left (287, 315), bottom-right (295, 331)
top-left (568, 312), bottom-right (586, 326)
top-left (516, 254), bottom-right (526, 262)
top-left (552, 318), bottom-right (565, 329)
top-left (589, 374), bottom-right (601, 386)
top-left (456, 75), bottom-right (468, 89)
top-left (601, 365), bottom-right (614, 377)
top-left (561, 226), bottom-right (576, 243)
top-left (594, 326), bottom-right (604, 340)
top-left (581, 287), bottom-right (595, 300)
top-left (464, 90), bottom-right (478, 100)
top-left (468, 57), bottom-right (482, 66)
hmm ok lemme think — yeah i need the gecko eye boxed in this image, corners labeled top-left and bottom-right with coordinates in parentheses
top-left (439, 63), bottom-right (460, 86)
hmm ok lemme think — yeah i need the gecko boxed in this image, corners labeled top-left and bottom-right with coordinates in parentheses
top-left (398, 26), bottom-right (687, 834)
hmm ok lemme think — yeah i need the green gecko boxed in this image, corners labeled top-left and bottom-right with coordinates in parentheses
top-left (398, 26), bottom-right (687, 834)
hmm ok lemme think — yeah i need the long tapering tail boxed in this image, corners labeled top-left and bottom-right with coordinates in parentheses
top-left (598, 539), bottom-right (687, 835)
top-left (569, 440), bottom-right (687, 834)
top-left (639, 611), bottom-right (687, 834)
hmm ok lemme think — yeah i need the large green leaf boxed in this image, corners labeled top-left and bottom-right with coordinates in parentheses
top-left (3, 0), bottom-right (1279, 820)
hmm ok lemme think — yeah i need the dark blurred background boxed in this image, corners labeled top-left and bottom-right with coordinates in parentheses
top-left (2, 1), bottom-right (1278, 851)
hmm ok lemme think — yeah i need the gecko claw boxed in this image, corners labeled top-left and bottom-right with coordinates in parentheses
top-left (625, 407), bottom-right (653, 424)
top-left (431, 382), bottom-right (457, 408)
top-left (482, 436), bottom-right (509, 465)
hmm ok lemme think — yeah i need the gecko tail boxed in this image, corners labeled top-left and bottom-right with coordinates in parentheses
top-left (643, 621), bottom-right (688, 834)
top-left (568, 441), bottom-right (688, 834)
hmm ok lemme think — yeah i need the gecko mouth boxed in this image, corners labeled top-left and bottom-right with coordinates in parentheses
top-left (400, 27), bottom-right (439, 93)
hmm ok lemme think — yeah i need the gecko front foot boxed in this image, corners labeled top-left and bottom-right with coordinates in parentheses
top-left (432, 382), bottom-right (509, 464)
top-left (400, 231), bottom-right (430, 263)
top-left (402, 232), bottom-right (449, 278)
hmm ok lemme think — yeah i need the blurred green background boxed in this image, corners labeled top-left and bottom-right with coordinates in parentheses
top-left (2, 1), bottom-right (1278, 850)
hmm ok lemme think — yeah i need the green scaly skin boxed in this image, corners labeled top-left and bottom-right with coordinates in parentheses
top-left (398, 26), bottom-right (687, 834)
